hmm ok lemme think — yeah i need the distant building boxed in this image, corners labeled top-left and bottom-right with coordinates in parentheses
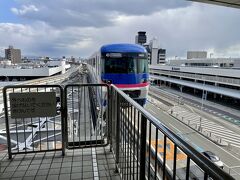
top-left (135, 31), bottom-right (147, 45)
top-left (149, 38), bottom-right (159, 65)
top-left (144, 38), bottom-right (166, 65)
top-left (187, 51), bottom-right (207, 59)
top-left (168, 58), bottom-right (240, 68)
top-left (158, 49), bottom-right (166, 64)
top-left (5, 46), bottom-right (21, 64)
top-left (135, 32), bottom-right (166, 65)
top-left (70, 56), bottom-right (76, 63)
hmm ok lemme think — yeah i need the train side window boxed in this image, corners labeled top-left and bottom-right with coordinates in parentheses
top-left (127, 59), bottom-right (137, 73)
top-left (138, 59), bottom-right (149, 73)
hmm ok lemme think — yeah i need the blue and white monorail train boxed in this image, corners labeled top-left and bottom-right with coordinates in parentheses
top-left (87, 43), bottom-right (149, 106)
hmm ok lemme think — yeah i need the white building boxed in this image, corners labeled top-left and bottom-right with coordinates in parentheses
top-left (167, 58), bottom-right (240, 68)
top-left (145, 38), bottom-right (166, 65)
top-left (0, 58), bottom-right (70, 81)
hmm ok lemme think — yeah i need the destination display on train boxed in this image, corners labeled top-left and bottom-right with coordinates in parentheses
top-left (9, 92), bottom-right (57, 118)
top-left (106, 53), bottom-right (122, 58)
top-left (105, 53), bottom-right (147, 58)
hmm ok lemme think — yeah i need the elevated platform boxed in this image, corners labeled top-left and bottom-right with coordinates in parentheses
top-left (0, 69), bottom-right (235, 180)
top-left (151, 75), bottom-right (240, 99)
top-left (0, 146), bottom-right (119, 180)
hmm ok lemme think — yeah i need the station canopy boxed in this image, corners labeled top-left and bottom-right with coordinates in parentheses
top-left (190, 0), bottom-right (240, 8)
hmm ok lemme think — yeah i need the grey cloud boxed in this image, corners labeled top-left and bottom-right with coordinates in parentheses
top-left (12, 0), bottom-right (190, 28)
top-left (3, 2), bottom-right (240, 58)
top-left (92, 3), bottom-right (240, 58)
top-left (0, 22), bottom-right (95, 57)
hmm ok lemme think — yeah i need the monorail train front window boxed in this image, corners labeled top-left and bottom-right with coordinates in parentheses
top-left (104, 57), bottom-right (148, 74)
top-left (104, 58), bottom-right (137, 74)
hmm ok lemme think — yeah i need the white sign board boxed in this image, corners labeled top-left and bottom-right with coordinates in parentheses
top-left (9, 92), bottom-right (57, 118)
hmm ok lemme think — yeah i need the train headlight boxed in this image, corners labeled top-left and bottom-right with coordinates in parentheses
top-left (102, 79), bottom-right (112, 84)
top-left (141, 78), bottom-right (148, 83)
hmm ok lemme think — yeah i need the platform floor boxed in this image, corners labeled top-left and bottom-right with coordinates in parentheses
top-left (0, 146), bottom-right (120, 180)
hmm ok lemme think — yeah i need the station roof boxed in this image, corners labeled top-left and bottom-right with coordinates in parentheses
top-left (151, 75), bottom-right (240, 99)
top-left (190, 0), bottom-right (240, 8)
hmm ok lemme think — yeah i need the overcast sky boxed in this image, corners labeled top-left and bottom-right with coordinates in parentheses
top-left (1, 0), bottom-right (240, 59)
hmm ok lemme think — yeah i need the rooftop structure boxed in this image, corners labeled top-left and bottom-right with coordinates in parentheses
top-left (135, 31), bottom-right (147, 45)
top-left (187, 51), bottom-right (207, 59)
top-left (167, 57), bottom-right (240, 68)
top-left (0, 59), bottom-right (70, 81)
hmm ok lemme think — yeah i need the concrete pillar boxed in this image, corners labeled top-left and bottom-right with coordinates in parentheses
top-left (61, 60), bottom-right (66, 74)
top-left (180, 85), bottom-right (183, 92)
top-left (214, 82), bottom-right (218, 99)
top-left (214, 93), bottom-right (217, 99)
top-left (194, 79), bottom-right (197, 94)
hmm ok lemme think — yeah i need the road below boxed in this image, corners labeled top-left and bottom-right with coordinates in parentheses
top-left (146, 102), bottom-right (240, 176)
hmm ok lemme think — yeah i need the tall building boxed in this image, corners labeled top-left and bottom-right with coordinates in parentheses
top-left (149, 38), bottom-right (159, 65)
top-left (158, 48), bottom-right (166, 64)
top-left (5, 46), bottom-right (22, 64)
top-left (135, 32), bottom-right (166, 65)
top-left (144, 38), bottom-right (166, 65)
top-left (135, 31), bottom-right (147, 45)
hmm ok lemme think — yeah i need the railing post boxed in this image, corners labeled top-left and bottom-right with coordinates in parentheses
top-left (108, 85), bottom-right (112, 151)
top-left (115, 93), bottom-right (120, 172)
top-left (140, 114), bottom-right (147, 180)
top-left (3, 87), bottom-right (12, 159)
top-left (62, 86), bottom-right (69, 156)
top-left (186, 156), bottom-right (190, 180)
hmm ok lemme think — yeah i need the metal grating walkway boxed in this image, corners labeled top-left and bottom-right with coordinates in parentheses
top-left (0, 145), bottom-right (120, 180)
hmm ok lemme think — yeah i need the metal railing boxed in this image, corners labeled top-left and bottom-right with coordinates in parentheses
top-left (2, 83), bottom-right (235, 179)
top-left (64, 84), bottom-right (109, 149)
top-left (110, 84), bottom-right (234, 180)
top-left (3, 84), bottom-right (110, 158)
top-left (3, 85), bottom-right (65, 159)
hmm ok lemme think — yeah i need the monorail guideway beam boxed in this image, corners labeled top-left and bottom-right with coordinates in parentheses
top-left (89, 84), bottom-right (108, 140)
top-left (86, 73), bottom-right (108, 136)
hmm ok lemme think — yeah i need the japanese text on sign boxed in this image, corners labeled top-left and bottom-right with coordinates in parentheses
top-left (9, 92), bottom-right (57, 118)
